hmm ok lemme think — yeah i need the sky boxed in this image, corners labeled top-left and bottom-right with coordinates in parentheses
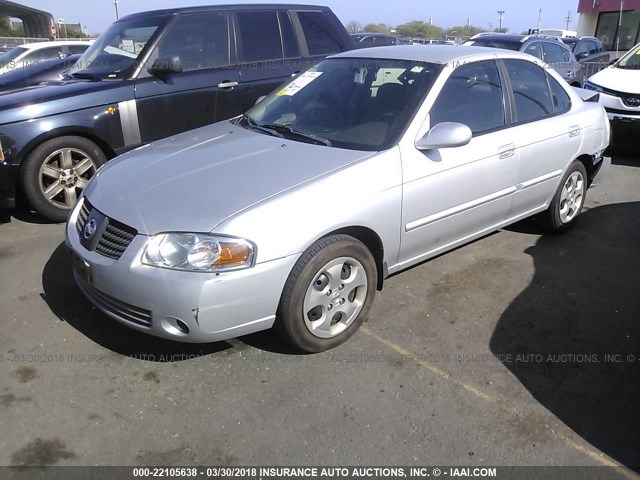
top-left (19, 0), bottom-right (582, 36)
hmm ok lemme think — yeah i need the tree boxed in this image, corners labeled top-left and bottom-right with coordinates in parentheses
top-left (494, 27), bottom-right (509, 33)
top-left (363, 23), bottom-right (390, 34)
top-left (396, 20), bottom-right (443, 39)
top-left (345, 21), bottom-right (363, 34)
top-left (447, 25), bottom-right (485, 37)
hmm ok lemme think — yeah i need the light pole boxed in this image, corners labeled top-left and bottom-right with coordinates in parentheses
top-left (57, 18), bottom-right (67, 39)
top-left (497, 10), bottom-right (505, 31)
top-left (113, 0), bottom-right (119, 20)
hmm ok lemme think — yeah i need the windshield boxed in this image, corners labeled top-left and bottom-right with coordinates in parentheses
top-left (617, 43), bottom-right (640, 69)
top-left (68, 15), bottom-right (167, 80)
top-left (0, 47), bottom-right (27, 68)
top-left (241, 58), bottom-right (443, 151)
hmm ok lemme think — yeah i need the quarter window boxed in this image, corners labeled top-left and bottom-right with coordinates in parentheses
top-left (523, 42), bottom-right (543, 60)
top-left (297, 11), bottom-right (343, 55)
top-left (547, 74), bottom-right (571, 114)
top-left (504, 59), bottom-right (553, 123)
top-left (430, 60), bottom-right (505, 135)
top-left (237, 11), bottom-right (284, 61)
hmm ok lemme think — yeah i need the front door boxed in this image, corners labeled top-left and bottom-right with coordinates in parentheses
top-left (135, 12), bottom-right (240, 143)
top-left (399, 60), bottom-right (518, 267)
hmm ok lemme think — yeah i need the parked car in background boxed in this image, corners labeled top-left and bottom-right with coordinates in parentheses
top-left (351, 33), bottom-right (398, 48)
top-left (0, 54), bottom-right (80, 92)
top-left (561, 36), bottom-right (609, 78)
top-left (464, 34), bottom-right (583, 86)
top-left (0, 4), bottom-right (354, 220)
top-left (0, 41), bottom-right (90, 75)
top-left (66, 46), bottom-right (609, 353)
top-left (584, 41), bottom-right (640, 138)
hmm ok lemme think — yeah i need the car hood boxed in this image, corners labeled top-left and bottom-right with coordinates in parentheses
top-left (84, 121), bottom-right (374, 235)
top-left (0, 80), bottom-right (133, 125)
top-left (589, 66), bottom-right (640, 94)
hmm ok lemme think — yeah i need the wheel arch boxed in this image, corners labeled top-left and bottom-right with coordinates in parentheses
top-left (574, 153), bottom-right (596, 186)
top-left (18, 127), bottom-right (117, 168)
top-left (323, 225), bottom-right (386, 290)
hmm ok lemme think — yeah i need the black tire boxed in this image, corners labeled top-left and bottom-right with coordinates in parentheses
top-left (20, 136), bottom-right (106, 222)
top-left (276, 234), bottom-right (377, 353)
top-left (535, 160), bottom-right (587, 233)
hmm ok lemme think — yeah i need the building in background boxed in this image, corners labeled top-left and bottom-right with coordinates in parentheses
top-left (577, 0), bottom-right (640, 55)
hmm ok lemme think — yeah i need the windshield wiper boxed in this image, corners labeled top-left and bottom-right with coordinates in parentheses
top-left (258, 123), bottom-right (332, 147)
top-left (238, 114), bottom-right (284, 138)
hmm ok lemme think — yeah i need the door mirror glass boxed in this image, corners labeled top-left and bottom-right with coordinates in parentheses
top-left (416, 122), bottom-right (472, 150)
top-left (148, 56), bottom-right (183, 76)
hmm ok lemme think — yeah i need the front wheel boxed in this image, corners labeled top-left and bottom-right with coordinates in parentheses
top-left (20, 136), bottom-right (106, 222)
top-left (276, 234), bottom-right (377, 353)
top-left (535, 160), bottom-right (587, 232)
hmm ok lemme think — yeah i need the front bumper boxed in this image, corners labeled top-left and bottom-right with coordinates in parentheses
top-left (599, 92), bottom-right (640, 127)
top-left (65, 199), bottom-right (298, 343)
top-left (0, 161), bottom-right (18, 209)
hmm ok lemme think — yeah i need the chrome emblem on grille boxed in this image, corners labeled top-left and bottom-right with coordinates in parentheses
top-left (84, 218), bottom-right (98, 239)
top-left (625, 97), bottom-right (640, 108)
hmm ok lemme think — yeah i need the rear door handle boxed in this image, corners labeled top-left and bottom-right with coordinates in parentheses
top-left (498, 144), bottom-right (515, 159)
top-left (569, 125), bottom-right (581, 137)
top-left (217, 81), bottom-right (238, 89)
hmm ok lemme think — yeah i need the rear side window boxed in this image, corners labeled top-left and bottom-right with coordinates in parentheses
top-left (430, 60), bottom-right (505, 135)
top-left (547, 74), bottom-right (571, 113)
top-left (504, 59), bottom-right (553, 123)
top-left (237, 11), bottom-right (283, 61)
top-left (297, 11), bottom-right (343, 55)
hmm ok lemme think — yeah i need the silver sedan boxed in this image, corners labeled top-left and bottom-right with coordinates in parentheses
top-left (66, 46), bottom-right (610, 352)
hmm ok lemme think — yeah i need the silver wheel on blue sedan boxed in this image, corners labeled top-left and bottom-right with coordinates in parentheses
top-left (535, 160), bottom-right (588, 232)
top-left (21, 136), bottom-right (106, 223)
top-left (276, 235), bottom-right (377, 353)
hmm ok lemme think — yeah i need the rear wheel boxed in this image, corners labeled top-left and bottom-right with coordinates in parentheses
top-left (20, 136), bottom-right (106, 222)
top-left (535, 160), bottom-right (587, 232)
top-left (276, 234), bottom-right (377, 353)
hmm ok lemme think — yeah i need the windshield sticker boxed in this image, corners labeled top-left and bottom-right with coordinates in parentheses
top-left (277, 71), bottom-right (323, 96)
top-left (354, 68), bottom-right (367, 85)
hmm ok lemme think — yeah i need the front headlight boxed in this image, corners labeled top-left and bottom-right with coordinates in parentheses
top-left (583, 81), bottom-right (603, 92)
top-left (142, 233), bottom-right (255, 272)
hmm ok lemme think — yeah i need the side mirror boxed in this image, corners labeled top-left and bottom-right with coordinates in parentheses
top-left (255, 95), bottom-right (267, 105)
top-left (148, 56), bottom-right (182, 76)
top-left (575, 52), bottom-right (588, 61)
top-left (415, 122), bottom-right (472, 150)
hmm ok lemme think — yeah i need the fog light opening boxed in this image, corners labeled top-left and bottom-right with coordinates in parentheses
top-left (160, 317), bottom-right (190, 337)
top-left (175, 319), bottom-right (190, 334)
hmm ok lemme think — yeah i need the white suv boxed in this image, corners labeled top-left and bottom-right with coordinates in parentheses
top-left (584, 42), bottom-right (640, 137)
top-left (0, 40), bottom-right (92, 75)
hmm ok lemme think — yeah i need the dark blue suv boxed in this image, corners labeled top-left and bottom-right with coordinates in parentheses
top-left (0, 4), bottom-right (353, 221)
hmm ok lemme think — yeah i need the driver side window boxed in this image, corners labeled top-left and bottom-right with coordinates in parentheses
top-left (429, 60), bottom-right (506, 135)
top-left (151, 13), bottom-right (230, 72)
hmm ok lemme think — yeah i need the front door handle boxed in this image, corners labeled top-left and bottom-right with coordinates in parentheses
top-left (498, 144), bottom-right (515, 159)
top-left (217, 81), bottom-right (238, 89)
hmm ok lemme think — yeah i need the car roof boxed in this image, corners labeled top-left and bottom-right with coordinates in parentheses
top-left (17, 40), bottom-right (92, 50)
top-left (473, 34), bottom-right (527, 43)
top-left (118, 3), bottom-right (330, 21)
top-left (331, 45), bottom-right (533, 64)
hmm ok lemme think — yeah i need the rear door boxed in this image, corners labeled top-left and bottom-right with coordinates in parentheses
top-left (134, 12), bottom-right (241, 143)
top-left (502, 59), bottom-right (582, 219)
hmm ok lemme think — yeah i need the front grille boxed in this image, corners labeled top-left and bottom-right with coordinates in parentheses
top-left (95, 220), bottom-right (137, 260)
top-left (75, 200), bottom-right (90, 236)
top-left (76, 278), bottom-right (152, 328)
top-left (76, 198), bottom-right (137, 260)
